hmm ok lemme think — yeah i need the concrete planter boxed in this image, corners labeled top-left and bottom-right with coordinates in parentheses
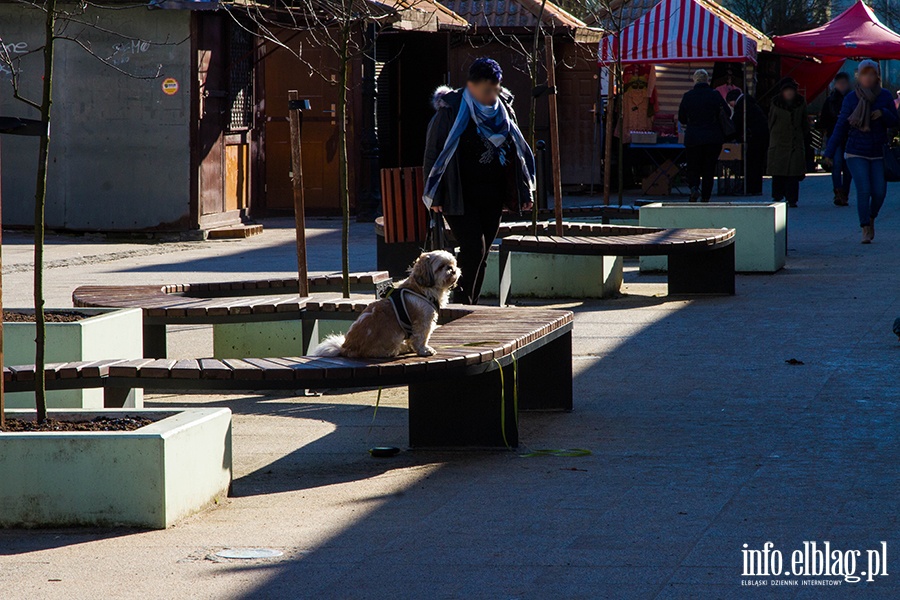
top-left (0, 407), bottom-right (232, 529)
top-left (481, 250), bottom-right (623, 299)
top-left (4, 308), bottom-right (143, 409)
top-left (639, 202), bottom-right (787, 273)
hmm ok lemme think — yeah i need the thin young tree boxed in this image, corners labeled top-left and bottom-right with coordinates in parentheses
top-left (1, 1), bottom-right (167, 423)
top-left (590, 0), bottom-right (629, 205)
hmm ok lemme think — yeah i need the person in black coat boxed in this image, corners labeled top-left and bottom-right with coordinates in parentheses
top-left (727, 89), bottom-right (768, 195)
top-left (678, 69), bottom-right (732, 202)
top-left (818, 72), bottom-right (852, 205)
top-left (423, 58), bottom-right (535, 304)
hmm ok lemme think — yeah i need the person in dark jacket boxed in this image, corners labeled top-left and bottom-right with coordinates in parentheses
top-left (727, 89), bottom-right (768, 195)
top-left (824, 60), bottom-right (899, 244)
top-left (767, 78), bottom-right (809, 207)
top-left (423, 58), bottom-right (535, 304)
top-left (678, 69), bottom-right (732, 202)
top-left (818, 72), bottom-right (852, 205)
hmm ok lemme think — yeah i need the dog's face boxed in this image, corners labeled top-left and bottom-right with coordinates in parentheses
top-left (410, 250), bottom-right (460, 291)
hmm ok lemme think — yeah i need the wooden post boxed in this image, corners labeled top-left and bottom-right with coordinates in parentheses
top-left (545, 36), bottom-right (564, 236)
top-left (603, 66), bottom-right (615, 206)
top-left (288, 90), bottom-right (310, 297)
top-left (743, 67), bottom-right (749, 195)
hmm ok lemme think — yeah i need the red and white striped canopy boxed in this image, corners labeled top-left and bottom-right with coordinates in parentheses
top-left (599, 0), bottom-right (759, 65)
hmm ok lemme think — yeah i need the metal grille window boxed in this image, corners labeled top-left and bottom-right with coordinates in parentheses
top-left (228, 26), bottom-right (254, 131)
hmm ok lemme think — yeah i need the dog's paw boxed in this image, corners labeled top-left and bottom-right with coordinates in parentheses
top-left (417, 345), bottom-right (436, 357)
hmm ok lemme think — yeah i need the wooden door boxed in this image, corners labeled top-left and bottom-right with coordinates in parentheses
top-left (195, 14), bottom-right (228, 219)
top-left (262, 37), bottom-right (340, 213)
top-left (556, 42), bottom-right (601, 186)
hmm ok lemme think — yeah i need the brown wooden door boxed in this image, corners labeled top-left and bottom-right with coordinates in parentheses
top-left (262, 38), bottom-right (340, 213)
top-left (556, 43), bottom-right (600, 186)
top-left (196, 14), bottom-right (228, 218)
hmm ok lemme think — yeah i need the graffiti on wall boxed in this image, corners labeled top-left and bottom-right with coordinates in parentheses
top-left (0, 40), bottom-right (29, 80)
top-left (107, 39), bottom-right (152, 66)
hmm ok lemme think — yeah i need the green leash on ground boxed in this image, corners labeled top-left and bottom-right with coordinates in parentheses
top-left (371, 386), bottom-right (382, 428)
top-left (494, 358), bottom-right (509, 448)
top-left (494, 354), bottom-right (519, 449)
top-left (519, 448), bottom-right (592, 458)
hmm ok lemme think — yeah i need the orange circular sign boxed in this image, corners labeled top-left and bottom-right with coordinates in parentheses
top-left (161, 77), bottom-right (179, 96)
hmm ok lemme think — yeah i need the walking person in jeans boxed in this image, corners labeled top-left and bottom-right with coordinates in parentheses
top-left (423, 58), bottom-right (535, 304)
top-left (767, 78), bottom-right (809, 207)
top-left (678, 69), bottom-right (731, 202)
top-left (818, 72), bottom-right (853, 206)
top-left (824, 60), bottom-right (899, 244)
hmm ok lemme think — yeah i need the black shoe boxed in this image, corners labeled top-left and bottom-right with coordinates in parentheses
top-left (788, 201), bottom-right (798, 208)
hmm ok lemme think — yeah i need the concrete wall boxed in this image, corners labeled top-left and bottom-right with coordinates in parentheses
top-left (0, 4), bottom-right (193, 231)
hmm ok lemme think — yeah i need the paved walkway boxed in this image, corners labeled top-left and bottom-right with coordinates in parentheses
top-left (2, 174), bottom-right (899, 599)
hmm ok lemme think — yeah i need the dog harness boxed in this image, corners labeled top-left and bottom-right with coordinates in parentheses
top-left (387, 288), bottom-right (439, 338)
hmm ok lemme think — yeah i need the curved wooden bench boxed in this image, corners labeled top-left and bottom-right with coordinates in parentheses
top-left (72, 272), bottom-right (393, 358)
top-left (4, 304), bottom-right (574, 448)
top-left (497, 221), bottom-right (664, 238)
top-left (498, 225), bottom-right (736, 305)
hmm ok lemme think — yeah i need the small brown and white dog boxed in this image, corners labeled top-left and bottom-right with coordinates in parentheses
top-left (311, 250), bottom-right (460, 358)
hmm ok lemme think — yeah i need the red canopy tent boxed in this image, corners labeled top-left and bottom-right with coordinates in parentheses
top-left (774, 0), bottom-right (900, 60)
top-left (599, 0), bottom-right (770, 65)
top-left (773, 1), bottom-right (900, 102)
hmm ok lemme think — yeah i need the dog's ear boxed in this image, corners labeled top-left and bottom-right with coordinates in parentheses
top-left (411, 253), bottom-right (436, 288)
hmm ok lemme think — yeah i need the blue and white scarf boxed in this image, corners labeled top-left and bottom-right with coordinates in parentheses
top-left (423, 88), bottom-right (536, 208)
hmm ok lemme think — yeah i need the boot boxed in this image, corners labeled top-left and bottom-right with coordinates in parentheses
top-left (861, 225), bottom-right (873, 244)
top-left (833, 188), bottom-right (848, 206)
top-left (689, 187), bottom-right (700, 202)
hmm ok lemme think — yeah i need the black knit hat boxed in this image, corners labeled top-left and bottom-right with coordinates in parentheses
top-left (725, 89), bottom-right (742, 103)
top-left (778, 77), bottom-right (799, 92)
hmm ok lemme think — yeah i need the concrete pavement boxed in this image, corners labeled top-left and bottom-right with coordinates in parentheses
top-left (1, 174), bottom-right (899, 599)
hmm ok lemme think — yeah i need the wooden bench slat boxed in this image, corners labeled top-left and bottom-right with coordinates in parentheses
top-left (109, 359), bottom-right (157, 378)
top-left (171, 359), bottom-right (202, 379)
top-left (221, 358), bottom-right (265, 380)
top-left (140, 359), bottom-right (178, 378)
top-left (242, 358), bottom-right (295, 380)
top-left (198, 358), bottom-right (233, 380)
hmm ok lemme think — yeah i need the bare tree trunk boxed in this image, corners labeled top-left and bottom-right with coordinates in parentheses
top-left (603, 67), bottom-right (614, 206)
top-left (337, 25), bottom-right (351, 299)
top-left (34, 0), bottom-right (57, 424)
top-left (545, 37), bottom-right (563, 236)
top-left (529, 0), bottom-right (546, 149)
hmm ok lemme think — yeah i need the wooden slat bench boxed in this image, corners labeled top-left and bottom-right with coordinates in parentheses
top-left (4, 304), bottom-right (574, 448)
top-left (72, 272), bottom-right (393, 358)
top-left (498, 224), bottom-right (736, 306)
top-left (508, 204), bottom-right (644, 222)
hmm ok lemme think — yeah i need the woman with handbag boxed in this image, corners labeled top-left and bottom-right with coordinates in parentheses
top-left (824, 60), bottom-right (899, 244)
top-left (677, 69), bottom-right (732, 202)
top-left (767, 78), bottom-right (809, 208)
top-left (422, 58), bottom-right (535, 304)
